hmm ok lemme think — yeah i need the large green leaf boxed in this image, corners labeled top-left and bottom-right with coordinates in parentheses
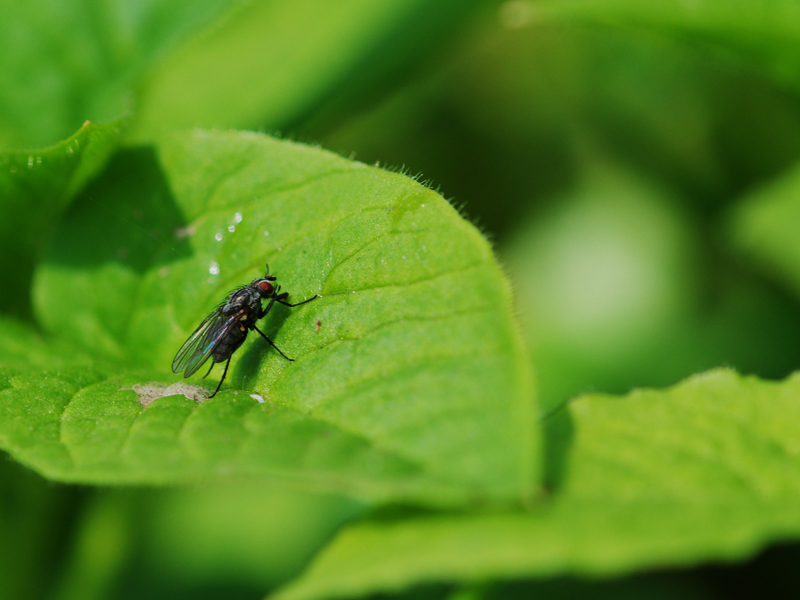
top-left (272, 369), bottom-right (800, 600)
top-left (2, 130), bottom-right (537, 506)
top-left (0, 0), bottom-right (236, 149)
top-left (531, 0), bottom-right (800, 91)
top-left (0, 120), bottom-right (123, 316)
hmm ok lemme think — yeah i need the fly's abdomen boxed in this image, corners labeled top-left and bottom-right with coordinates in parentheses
top-left (211, 323), bottom-right (248, 363)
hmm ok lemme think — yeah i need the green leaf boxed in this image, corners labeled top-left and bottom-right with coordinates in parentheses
top-left (2, 0), bottom-right (480, 149)
top-left (139, 484), bottom-right (362, 589)
top-left (530, 0), bottom-right (800, 91)
top-left (480, 576), bottom-right (711, 600)
top-left (130, 0), bottom-right (483, 139)
top-left (0, 456), bottom-right (79, 600)
top-left (0, 369), bottom-right (485, 505)
top-left (726, 160), bottom-right (800, 298)
top-left (0, 316), bottom-right (96, 373)
top-left (10, 130), bottom-right (536, 506)
top-left (0, 0), bottom-right (235, 148)
top-left (272, 369), bottom-right (800, 600)
top-left (0, 120), bottom-right (124, 316)
top-left (47, 490), bottom-right (136, 600)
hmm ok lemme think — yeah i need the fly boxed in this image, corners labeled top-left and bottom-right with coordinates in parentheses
top-left (172, 264), bottom-right (318, 398)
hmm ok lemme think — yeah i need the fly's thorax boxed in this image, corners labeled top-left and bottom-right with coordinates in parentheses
top-left (223, 286), bottom-right (261, 314)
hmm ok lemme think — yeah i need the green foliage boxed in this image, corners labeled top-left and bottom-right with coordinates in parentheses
top-left (504, 162), bottom-right (700, 412)
top-left (275, 370), bottom-right (800, 600)
top-left (0, 120), bottom-right (123, 315)
top-left (727, 161), bottom-right (800, 297)
top-left (1, 130), bottom-right (536, 507)
top-left (4, 1), bottom-right (800, 599)
top-left (140, 483), bottom-right (362, 588)
top-left (131, 0), bottom-right (484, 139)
top-left (533, 0), bottom-right (800, 91)
top-left (0, 0), bottom-right (235, 148)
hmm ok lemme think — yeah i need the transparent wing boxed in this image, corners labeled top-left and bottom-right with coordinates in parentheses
top-left (172, 306), bottom-right (236, 377)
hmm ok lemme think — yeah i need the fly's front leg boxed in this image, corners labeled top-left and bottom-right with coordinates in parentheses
top-left (258, 294), bottom-right (279, 319)
top-left (276, 294), bottom-right (319, 308)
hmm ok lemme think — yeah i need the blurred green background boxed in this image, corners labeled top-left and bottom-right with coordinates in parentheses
top-left (5, 0), bottom-right (800, 598)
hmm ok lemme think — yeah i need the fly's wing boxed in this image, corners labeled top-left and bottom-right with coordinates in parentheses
top-left (172, 306), bottom-right (236, 377)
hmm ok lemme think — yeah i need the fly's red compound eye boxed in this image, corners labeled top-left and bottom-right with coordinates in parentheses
top-left (258, 280), bottom-right (274, 295)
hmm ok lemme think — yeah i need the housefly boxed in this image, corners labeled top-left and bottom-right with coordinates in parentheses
top-left (172, 264), bottom-right (318, 398)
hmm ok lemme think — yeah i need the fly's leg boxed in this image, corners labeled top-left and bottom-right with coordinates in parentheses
top-left (253, 325), bottom-right (294, 361)
top-left (202, 361), bottom-right (214, 379)
top-left (208, 357), bottom-right (231, 398)
top-left (253, 291), bottom-right (317, 361)
top-left (258, 293), bottom-right (279, 319)
top-left (276, 294), bottom-right (319, 308)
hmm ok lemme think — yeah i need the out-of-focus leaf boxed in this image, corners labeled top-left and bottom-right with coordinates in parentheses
top-left (0, 0), bottom-right (236, 149)
top-left (48, 491), bottom-right (136, 600)
top-left (503, 162), bottom-right (699, 412)
top-left (726, 161), bottom-right (800, 298)
top-left (2, 130), bottom-right (538, 506)
top-left (484, 576), bottom-right (712, 600)
top-left (531, 0), bottom-right (800, 91)
top-left (319, 9), bottom-right (800, 243)
top-left (0, 455), bottom-right (80, 600)
top-left (130, 0), bottom-right (484, 139)
top-left (0, 316), bottom-right (94, 373)
top-left (0, 120), bottom-right (124, 316)
top-left (140, 484), bottom-right (362, 589)
top-left (272, 369), bottom-right (800, 600)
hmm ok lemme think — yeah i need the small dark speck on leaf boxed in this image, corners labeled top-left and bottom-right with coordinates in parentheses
top-left (126, 382), bottom-right (210, 407)
top-left (314, 319), bottom-right (321, 332)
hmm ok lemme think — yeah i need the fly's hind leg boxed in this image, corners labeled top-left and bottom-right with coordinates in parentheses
top-left (208, 357), bottom-right (231, 398)
top-left (253, 325), bottom-right (294, 361)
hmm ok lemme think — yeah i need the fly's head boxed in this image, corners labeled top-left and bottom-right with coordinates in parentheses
top-left (252, 274), bottom-right (278, 299)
